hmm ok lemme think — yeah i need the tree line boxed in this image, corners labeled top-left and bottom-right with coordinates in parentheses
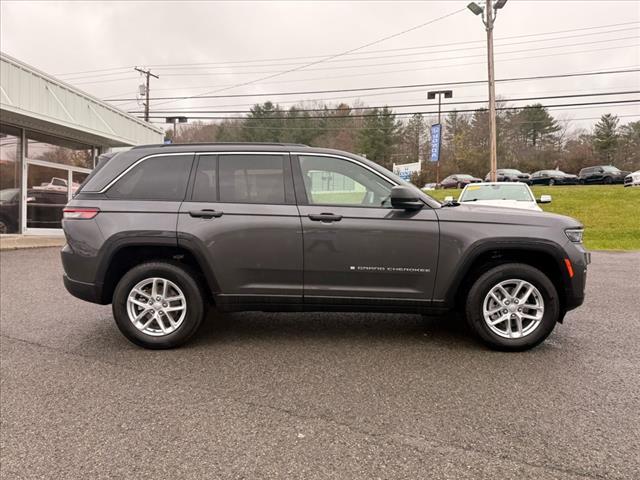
top-left (166, 100), bottom-right (640, 183)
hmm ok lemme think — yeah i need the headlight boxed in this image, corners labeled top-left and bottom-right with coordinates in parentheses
top-left (565, 228), bottom-right (584, 243)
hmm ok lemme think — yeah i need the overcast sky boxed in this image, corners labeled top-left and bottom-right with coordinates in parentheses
top-left (1, 0), bottom-right (639, 131)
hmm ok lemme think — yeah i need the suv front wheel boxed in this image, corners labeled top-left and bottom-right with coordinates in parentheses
top-left (112, 261), bottom-right (205, 349)
top-left (465, 263), bottom-right (560, 351)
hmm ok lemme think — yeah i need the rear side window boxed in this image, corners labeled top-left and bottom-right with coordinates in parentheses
top-left (192, 155), bottom-right (217, 202)
top-left (107, 154), bottom-right (193, 200)
top-left (219, 154), bottom-right (286, 204)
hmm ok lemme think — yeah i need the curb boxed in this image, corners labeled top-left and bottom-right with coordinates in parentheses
top-left (0, 236), bottom-right (66, 251)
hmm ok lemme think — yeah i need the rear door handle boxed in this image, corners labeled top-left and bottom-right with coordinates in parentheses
top-left (308, 213), bottom-right (343, 223)
top-left (189, 209), bottom-right (223, 219)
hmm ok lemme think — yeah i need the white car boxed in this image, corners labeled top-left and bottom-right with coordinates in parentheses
top-left (444, 182), bottom-right (551, 212)
top-left (624, 170), bottom-right (640, 187)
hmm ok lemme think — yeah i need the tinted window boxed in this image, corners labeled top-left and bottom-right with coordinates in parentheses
top-left (298, 155), bottom-right (393, 207)
top-left (108, 154), bottom-right (193, 200)
top-left (192, 155), bottom-right (218, 202)
top-left (219, 154), bottom-right (285, 204)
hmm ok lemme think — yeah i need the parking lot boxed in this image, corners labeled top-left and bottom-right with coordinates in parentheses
top-left (0, 247), bottom-right (638, 479)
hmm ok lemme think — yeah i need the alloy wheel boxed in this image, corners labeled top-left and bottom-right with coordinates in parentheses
top-left (482, 279), bottom-right (544, 339)
top-left (126, 277), bottom-right (187, 336)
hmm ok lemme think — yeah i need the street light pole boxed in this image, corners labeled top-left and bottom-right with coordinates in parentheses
top-left (427, 90), bottom-right (453, 186)
top-left (468, 0), bottom-right (507, 182)
top-left (165, 116), bottom-right (188, 142)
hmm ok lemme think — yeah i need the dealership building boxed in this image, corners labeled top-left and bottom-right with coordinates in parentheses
top-left (0, 52), bottom-right (163, 235)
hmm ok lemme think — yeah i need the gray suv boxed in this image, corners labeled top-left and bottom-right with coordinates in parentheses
top-left (61, 143), bottom-right (589, 351)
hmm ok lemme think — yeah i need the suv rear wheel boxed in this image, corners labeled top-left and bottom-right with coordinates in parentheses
top-left (465, 263), bottom-right (559, 351)
top-left (112, 261), bottom-right (205, 349)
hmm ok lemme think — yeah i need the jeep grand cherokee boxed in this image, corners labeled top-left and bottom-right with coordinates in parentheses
top-left (61, 143), bottom-right (589, 351)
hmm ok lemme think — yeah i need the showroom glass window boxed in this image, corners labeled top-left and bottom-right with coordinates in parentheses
top-left (26, 131), bottom-right (94, 168)
top-left (0, 125), bottom-right (22, 233)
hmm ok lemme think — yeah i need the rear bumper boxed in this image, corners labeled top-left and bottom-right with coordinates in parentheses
top-left (63, 274), bottom-right (105, 304)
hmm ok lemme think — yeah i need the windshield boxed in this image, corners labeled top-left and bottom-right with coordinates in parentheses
top-left (459, 184), bottom-right (534, 202)
top-left (602, 166), bottom-right (620, 173)
top-left (500, 169), bottom-right (523, 175)
top-left (456, 174), bottom-right (474, 179)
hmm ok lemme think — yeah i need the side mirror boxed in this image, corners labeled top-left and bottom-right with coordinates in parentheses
top-left (444, 196), bottom-right (454, 203)
top-left (537, 195), bottom-right (552, 204)
top-left (390, 186), bottom-right (423, 210)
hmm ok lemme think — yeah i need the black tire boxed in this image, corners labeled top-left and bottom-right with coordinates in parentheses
top-left (549, 179), bottom-right (555, 186)
top-left (465, 263), bottom-right (560, 351)
top-left (457, 182), bottom-right (463, 189)
top-left (603, 176), bottom-right (613, 185)
top-left (112, 261), bottom-right (205, 349)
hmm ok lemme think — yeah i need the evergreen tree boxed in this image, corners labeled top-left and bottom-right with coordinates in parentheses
top-left (593, 114), bottom-right (619, 162)
top-left (357, 107), bottom-right (400, 169)
top-left (402, 113), bottom-right (427, 162)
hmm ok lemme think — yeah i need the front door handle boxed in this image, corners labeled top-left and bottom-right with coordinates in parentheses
top-left (308, 213), bottom-right (343, 223)
top-left (189, 209), bottom-right (223, 219)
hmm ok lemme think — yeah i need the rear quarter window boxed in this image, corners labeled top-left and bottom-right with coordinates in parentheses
top-left (107, 154), bottom-right (194, 201)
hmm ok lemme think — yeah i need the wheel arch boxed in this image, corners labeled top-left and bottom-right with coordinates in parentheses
top-left (445, 239), bottom-right (571, 318)
top-left (97, 234), bottom-right (219, 304)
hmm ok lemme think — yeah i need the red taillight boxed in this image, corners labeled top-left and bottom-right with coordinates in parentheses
top-left (63, 207), bottom-right (100, 219)
top-left (564, 258), bottom-right (574, 278)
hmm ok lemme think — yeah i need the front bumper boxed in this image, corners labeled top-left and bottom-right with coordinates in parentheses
top-left (564, 245), bottom-right (590, 311)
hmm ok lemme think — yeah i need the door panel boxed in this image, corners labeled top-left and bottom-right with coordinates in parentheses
top-left (178, 202), bottom-right (303, 296)
top-left (298, 204), bottom-right (439, 300)
top-left (293, 153), bottom-right (439, 303)
top-left (177, 153), bottom-right (303, 300)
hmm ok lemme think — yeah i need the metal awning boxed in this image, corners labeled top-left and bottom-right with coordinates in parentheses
top-left (0, 52), bottom-right (163, 147)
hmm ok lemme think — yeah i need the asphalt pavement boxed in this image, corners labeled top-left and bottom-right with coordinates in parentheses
top-left (1, 248), bottom-right (639, 479)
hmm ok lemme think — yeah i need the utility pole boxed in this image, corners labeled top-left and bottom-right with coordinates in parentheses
top-left (468, 0), bottom-right (507, 182)
top-left (134, 67), bottom-right (159, 122)
top-left (427, 90), bottom-right (453, 186)
top-left (485, 0), bottom-right (498, 182)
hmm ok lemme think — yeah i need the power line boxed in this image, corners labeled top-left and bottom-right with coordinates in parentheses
top-left (150, 7), bottom-right (468, 109)
top-left (130, 90), bottom-right (640, 115)
top-left (57, 20), bottom-right (638, 77)
top-left (63, 25), bottom-right (639, 81)
top-left (148, 113), bottom-right (640, 129)
top-left (79, 42), bottom-right (639, 92)
top-left (104, 68), bottom-right (640, 102)
top-left (124, 84), bottom-right (640, 111)
top-left (152, 35), bottom-right (639, 77)
top-left (140, 99), bottom-right (640, 120)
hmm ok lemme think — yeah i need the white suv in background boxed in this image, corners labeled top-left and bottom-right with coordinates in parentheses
top-left (624, 170), bottom-right (640, 187)
top-left (445, 182), bottom-right (551, 212)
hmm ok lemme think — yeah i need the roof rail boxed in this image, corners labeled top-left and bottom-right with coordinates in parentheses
top-left (131, 142), bottom-right (310, 149)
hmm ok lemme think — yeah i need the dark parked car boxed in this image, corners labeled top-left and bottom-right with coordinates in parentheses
top-left (61, 143), bottom-right (589, 351)
top-left (578, 165), bottom-right (630, 184)
top-left (0, 187), bottom-right (67, 233)
top-left (439, 174), bottom-right (482, 189)
top-left (530, 170), bottom-right (579, 186)
top-left (485, 169), bottom-right (531, 183)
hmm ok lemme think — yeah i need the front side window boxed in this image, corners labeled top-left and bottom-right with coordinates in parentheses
top-left (219, 154), bottom-right (286, 204)
top-left (107, 154), bottom-right (193, 201)
top-left (298, 155), bottom-right (393, 207)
